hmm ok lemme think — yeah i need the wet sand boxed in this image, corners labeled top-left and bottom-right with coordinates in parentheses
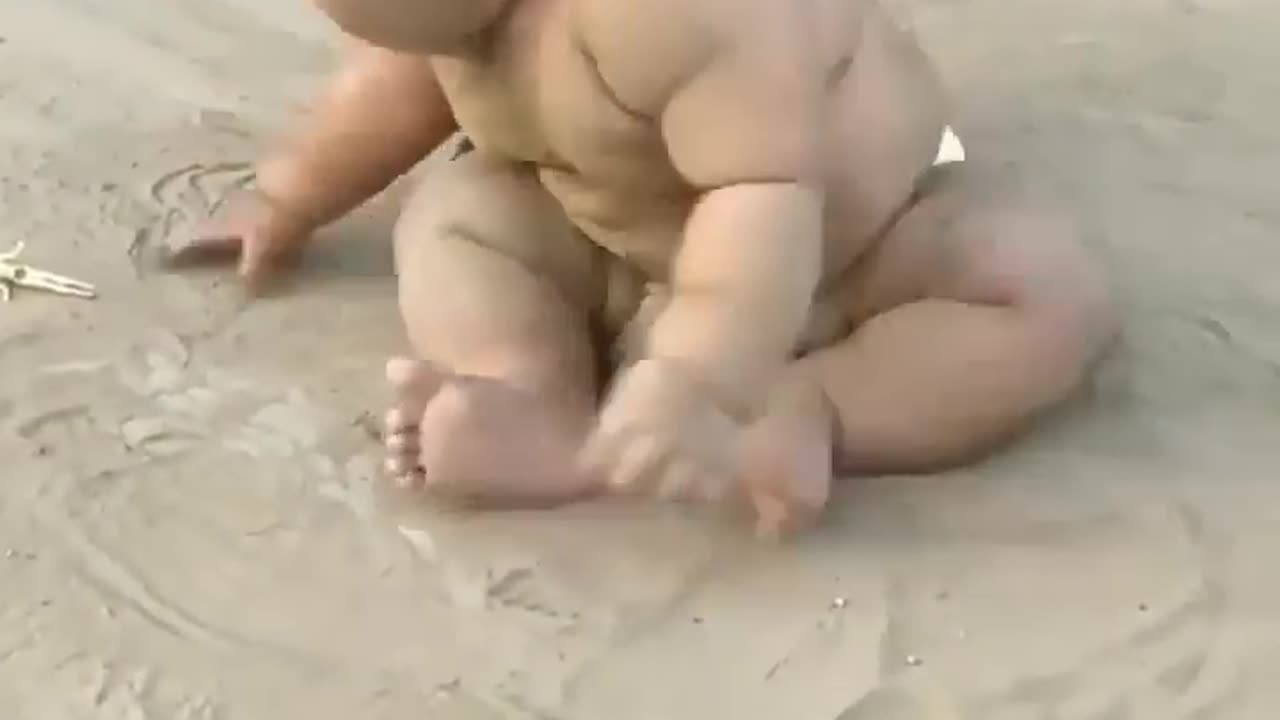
top-left (2, 1), bottom-right (1278, 717)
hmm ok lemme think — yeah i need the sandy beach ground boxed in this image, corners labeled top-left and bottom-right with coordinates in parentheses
top-left (2, 1), bottom-right (1278, 718)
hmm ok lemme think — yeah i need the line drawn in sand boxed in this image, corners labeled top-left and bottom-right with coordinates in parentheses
top-left (967, 503), bottom-right (1241, 720)
top-left (130, 161), bottom-right (253, 275)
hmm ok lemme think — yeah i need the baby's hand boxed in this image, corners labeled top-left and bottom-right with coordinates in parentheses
top-left (580, 358), bottom-right (739, 504)
top-left (167, 189), bottom-right (315, 295)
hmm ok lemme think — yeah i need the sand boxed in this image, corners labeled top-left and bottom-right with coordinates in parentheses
top-left (1, 0), bottom-right (1278, 718)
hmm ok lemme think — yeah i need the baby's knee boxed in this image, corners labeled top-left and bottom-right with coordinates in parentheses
top-left (393, 151), bottom-right (601, 306)
top-left (986, 206), bottom-right (1118, 359)
top-left (397, 152), bottom-right (533, 249)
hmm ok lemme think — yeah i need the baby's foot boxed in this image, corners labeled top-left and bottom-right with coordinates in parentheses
top-left (383, 357), bottom-right (597, 507)
top-left (384, 357), bottom-right (444, 491)
top-left (737, 383), bottom-right (835, 539)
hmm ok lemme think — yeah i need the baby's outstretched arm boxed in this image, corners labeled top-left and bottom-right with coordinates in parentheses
top-left (648, 187), bottom-right (822, 415)
top-left (257, 38), bottom-right (457, 228)
top-left (650, 11), bottom-right (826, 399)
top-left (179, 39), bottom-right (457, 287)
top-left (580, 1), bottom-right (826, 499)
top-left (595, 1), bottom-right (824, 407)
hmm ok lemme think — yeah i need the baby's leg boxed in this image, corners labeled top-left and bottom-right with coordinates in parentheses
top-left (386, 149), bottom-right (605, 506)
top-left (743, 162), bottom-right (1117, 535)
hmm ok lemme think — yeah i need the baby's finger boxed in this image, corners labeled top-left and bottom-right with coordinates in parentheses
top-left (238, 231), bottom-right (270, 276)
top-left (576, 429), bottom-right (621, 486)
top-left (238, 234), bottom-right (293, 295)
top-left (164, 229), bottom-right (242, 267)
top-left (610, 435), bottom-right (670, 495)
top-left (692, 466), bottom-right (734, 504)
top-left (752, 493), bottom-right (790, 541)
top-left (659, 445), bottom-right (736, 503)
top-left (751, 488), bottom-right (821, 541)
top-left (655, 458), bottom-right (703, 502)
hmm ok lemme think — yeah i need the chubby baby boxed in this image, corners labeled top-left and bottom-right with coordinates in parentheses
top-left (181, 0), bottom-right (1116, 536)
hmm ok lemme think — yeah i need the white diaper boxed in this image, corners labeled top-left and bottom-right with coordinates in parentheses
top-left (933, 125), bottom-right (966, 166)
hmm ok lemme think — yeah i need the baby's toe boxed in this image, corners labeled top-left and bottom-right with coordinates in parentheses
top-left (384, 438), bottom-right (425, 489)
top-left (394, 469), bottom-right (427, 492)
top-left (385, 356), bottom-right (447, 418)
top-left (383, 407), bottom-right (420, 458)
top-left (383, 356), bottom-right (451, 490)
top-left (384, 406), bottom-right (417, 436)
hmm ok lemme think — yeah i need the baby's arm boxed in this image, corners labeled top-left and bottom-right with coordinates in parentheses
top-left (257, 38), bottom-right (458, 229)
top-left (585, 1), bottom-right (825, 414)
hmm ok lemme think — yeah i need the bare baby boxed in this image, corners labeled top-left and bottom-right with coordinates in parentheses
top-left (184, 0), bottom-right (1116, 536)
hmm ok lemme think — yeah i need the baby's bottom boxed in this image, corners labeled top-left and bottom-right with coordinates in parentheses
top-left (383, 147), bottom-right (1116, 527)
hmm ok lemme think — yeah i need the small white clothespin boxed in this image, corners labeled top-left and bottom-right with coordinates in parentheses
top-left (0, 242), bottom-right (97, 302)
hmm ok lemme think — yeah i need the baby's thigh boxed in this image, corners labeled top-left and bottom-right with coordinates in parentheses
top-left (395, 148), bottom-right (604, 311)
top-left (392, 149), bottom-right (620, 381)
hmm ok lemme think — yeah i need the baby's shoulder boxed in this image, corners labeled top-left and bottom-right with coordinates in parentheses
top-left (567, 0), bottom-right (821, 113)
top-left (566, 0), bottom-right (710, 111)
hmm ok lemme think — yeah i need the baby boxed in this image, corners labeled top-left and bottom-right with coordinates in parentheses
top-left (181, 0), bottom-right (1115, 536)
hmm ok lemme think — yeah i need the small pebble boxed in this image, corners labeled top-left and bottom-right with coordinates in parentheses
top-left (4, 549), bottom-right (14, 559)
top-left (692, 616), bottom-right (704, 625)
top-left (831, 597), bottom-right (848, 610)
top-left (906, 655), bottom-right (923, 667)
top-left (1138, 603), bottom-right (1149, 613)
top-left (351, 412), bottom-right (382, 442)
top-left (433, 678), bottom-right (461, 700)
